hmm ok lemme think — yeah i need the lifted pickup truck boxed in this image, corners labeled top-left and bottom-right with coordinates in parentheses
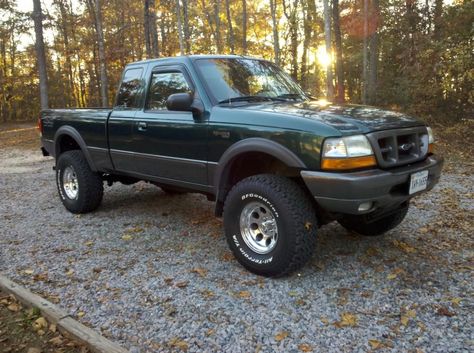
top-left (39, 55), bottom-right (443, 277)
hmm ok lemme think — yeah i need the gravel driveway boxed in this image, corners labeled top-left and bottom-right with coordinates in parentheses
top-left (0, 127), bottom-right (473, 353)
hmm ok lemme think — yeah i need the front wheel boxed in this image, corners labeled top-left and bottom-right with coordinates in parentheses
top-left (56, 150), bottom-right (104, 214)
top-left (223, 174), bottom-right (318, 277)
top-left (338, 203), bottom-right (409, 236)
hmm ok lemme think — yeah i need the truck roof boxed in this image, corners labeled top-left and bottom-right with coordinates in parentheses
top-left (126, 54), bottom-right (268, 68)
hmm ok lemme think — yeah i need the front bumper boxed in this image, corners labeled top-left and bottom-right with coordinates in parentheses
top-left (301, 154), bottom-right (444, 215)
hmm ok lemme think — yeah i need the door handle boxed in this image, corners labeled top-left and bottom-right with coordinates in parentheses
top-left (137, 122), bottom-right (147, 131)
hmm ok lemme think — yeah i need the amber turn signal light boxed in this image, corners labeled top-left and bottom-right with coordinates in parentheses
top-left (321, 155), bottom-right (377, 170)
top-left (428, 143), bottom-right (434, 154)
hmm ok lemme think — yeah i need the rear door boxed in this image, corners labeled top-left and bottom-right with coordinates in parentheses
top-left (130, 64), bottom-right (208, 187)
top-left (108, 66), bottom-right (146, 171)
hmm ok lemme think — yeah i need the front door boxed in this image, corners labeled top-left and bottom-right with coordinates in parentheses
top-left (130, 66), bottom-right (208, 187)
top-left (109, 66), bottom-right (145, 171)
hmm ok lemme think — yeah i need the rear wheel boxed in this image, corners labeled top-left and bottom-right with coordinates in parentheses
top-left (223, 174), bottom-right (318, 277)
top-left (338, 204), bottom-right (409, 236)
top-left (56, 150), bottom-right (103, 213)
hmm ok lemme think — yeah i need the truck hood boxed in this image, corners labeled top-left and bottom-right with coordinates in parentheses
top-left (238, 100), bottom-right (424, 133)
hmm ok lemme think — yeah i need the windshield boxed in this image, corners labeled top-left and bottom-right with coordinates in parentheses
top-left (194, 58), bottom-right (307, 104)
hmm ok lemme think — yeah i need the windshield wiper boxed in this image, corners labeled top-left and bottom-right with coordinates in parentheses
top-left (218, 96), bottom-right (275, 104)
top-left (276, 93), bottom-right (305, 100)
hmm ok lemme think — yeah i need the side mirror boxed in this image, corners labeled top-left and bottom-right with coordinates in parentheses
top-left (166, 93), bottom-right (193, 112)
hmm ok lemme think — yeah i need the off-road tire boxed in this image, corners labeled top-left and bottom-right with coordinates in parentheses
top-left (338, 204), bottom-right (409, 236)
top-left (56, 150), bottom-right (104, 214)
top-left (223, 174), bottom-right (318, 277)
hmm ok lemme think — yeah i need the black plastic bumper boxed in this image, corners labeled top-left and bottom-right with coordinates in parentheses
top-left (301, 154), bottom-right (444, 215)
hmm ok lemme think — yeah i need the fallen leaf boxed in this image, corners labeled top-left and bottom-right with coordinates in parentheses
top-left (48, 336), bottom-right (63, 346)
top-left (437, 306), bottom-right (456, 317)
top-left (84, 241), bottom-right (94, 246)
top-left (7, 303), bottom-right (21, 312)
top-left (298, 343), bottom-right (313, 352)
top-left (24, 269), bottom-right (34, 275)
top-left (77, 311), bottom-right (85, 318)
top-left (221, 252), bottom-right (234, 262)
top-left (191, 268), bottom-right (207, 277)
top-left (275, 331), bottom-right (289, 341)
top-left (65, 269), bottom-right (74, 276)
top-left (368, 339), bottom-right (382, 349)
top-left (365, 247), bottom-right (379, 257)
top-left (393, 240), bottom-right (416, 253)
top-left (387, 268), bottom-right (405, 280)
top-left (336, 312), bottom-right (357, 327)
top-left (49, 324), bottom-right (57, 333)
top-left (168, 338), bottom-right (188, 351)
top-left (175, 281), bottom-right (188, 288)
top-left (33, 273), bottom-right (48, 282)
top-left (450, 297), bottom-right (462, 306)
top-left (121, 234), bottom-right (133, 241)
top-left (238, 291), bottom-right (251, 299)
top-left (33, 317), bottom-right (48, 331)
top-left (418, 227), bottom-right (429, 234)
top-left (304, 222), bottom-right (313, 230)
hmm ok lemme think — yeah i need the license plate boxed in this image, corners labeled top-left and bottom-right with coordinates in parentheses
top-left (409, 170), bottom-right (429, 195)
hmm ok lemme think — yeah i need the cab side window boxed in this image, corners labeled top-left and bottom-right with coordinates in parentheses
top-left (147, 72), bottom-right (192, 111)
top-left (115, 68), bottom-right (143, 108)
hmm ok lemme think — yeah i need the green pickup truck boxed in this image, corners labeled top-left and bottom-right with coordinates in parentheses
top-left (39, 55), bottom-right (443, 276)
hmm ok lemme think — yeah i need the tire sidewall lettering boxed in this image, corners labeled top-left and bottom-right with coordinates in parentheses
top-left (232, 192), bottom-right (282, 265)
top-left (241, 193), bottom-right (279, 218)
top-left (233, 235), bottom-right (273, 264)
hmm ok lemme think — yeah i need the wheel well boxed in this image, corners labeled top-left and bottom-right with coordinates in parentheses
top-left (215, 152), bottom-right (301, 216)
top-left (57, 135), bottom-right (80, 156)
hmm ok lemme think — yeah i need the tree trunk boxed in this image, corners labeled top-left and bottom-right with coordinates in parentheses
top-left (269, 0), bottom-right (280, 65)
top-left (285, 0), bottom-right (299, 80)
top-left (182, 0), bottom-right (191, 53)
top-left (332, 0), bottom-right (344, 103)
top-left (32, 0), bottom-right (49, 110)
top-left (242, 0), bottom-right (247, 54)
top-left (301, 1), bottom-right (311, 91)
top-left (176, 0), bottom-right (185, 55)
top-left (433, 0), bottom-right (443, 40)
top-left (0, 39), bottom-right (7, 122)
top-left (225, 0), bottom-right (235, 53)
top-left (88, 0), bottom-right (109, 107)
top-left (367, 0), bottom-right (379, 104)
top-left (144, 0), bottom-right (151, 58)
top-left (149, 0), bottom-right (159, 57)
top-left (213, 0), bottom-right (223, 52)
top-left (323, 0), bottom-right (334, 100)
top-left (56, 0), bottom-right (76, 107)
top-left (362, 0), bottom-right (368, 104)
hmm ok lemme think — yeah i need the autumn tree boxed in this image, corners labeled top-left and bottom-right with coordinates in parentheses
top-left (33, 0), bottom-right (49, 110)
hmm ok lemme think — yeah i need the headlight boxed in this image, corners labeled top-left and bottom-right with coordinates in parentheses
top-left (426, 126), bottom-right (435, 153)
top-left (321, 135), bottom-right (376, 170)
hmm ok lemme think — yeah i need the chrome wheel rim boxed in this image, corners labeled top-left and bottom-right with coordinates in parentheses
top-left (240, 201), bottom-right (278, 254)
top-left (62, 166), bottom-right (79, 199)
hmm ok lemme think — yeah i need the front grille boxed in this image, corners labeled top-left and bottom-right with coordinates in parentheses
top-left (367, 126), bottom-right (429, 168)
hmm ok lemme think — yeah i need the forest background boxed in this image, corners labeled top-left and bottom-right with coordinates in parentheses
top-left (0, 0), bottom-right (472, 124)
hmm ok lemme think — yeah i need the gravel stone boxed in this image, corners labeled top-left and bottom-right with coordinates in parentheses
top-left (0, 146), bottom-right (473, 353)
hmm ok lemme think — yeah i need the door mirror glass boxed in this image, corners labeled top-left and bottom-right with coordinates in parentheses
top-left (166, 93), bottom-right (193, 112)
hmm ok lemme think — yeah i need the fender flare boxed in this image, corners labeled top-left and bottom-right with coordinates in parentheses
top-left (54, 126), bottom-right (97, 171)
top-left (214, 137), bottom-right (306, 205)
